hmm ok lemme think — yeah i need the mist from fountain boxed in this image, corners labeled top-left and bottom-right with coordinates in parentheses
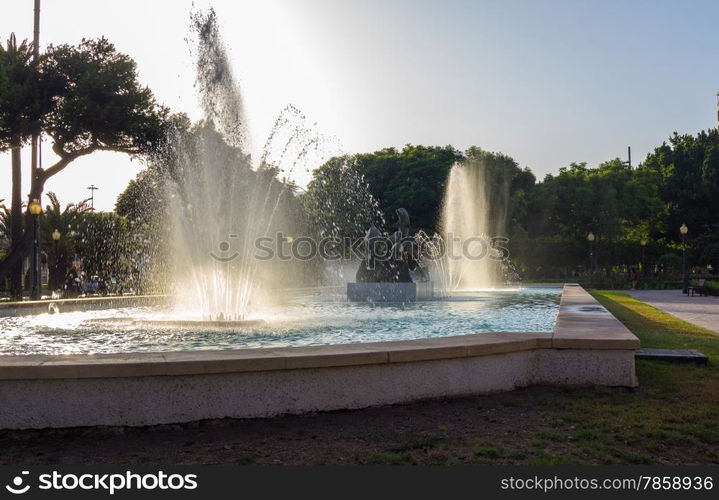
top-left (439, 158), bottom-right (511, 290)
top-left (164, 10), bottom-right (336, 321)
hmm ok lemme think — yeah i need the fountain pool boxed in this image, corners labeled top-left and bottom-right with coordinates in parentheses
top-left (0, 287), bottom-right (561, 355)
top-left (0, 284), bottom-right (640, 429)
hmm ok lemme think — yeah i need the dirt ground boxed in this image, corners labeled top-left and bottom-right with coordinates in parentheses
top-left (1, 383), bottom-right (714, 466)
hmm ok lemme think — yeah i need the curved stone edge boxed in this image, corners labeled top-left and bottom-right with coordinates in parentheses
top-left (0, 295), bottom-right (170, 317)
top-left (0, 333), bottom-right (550, 380)
top-left (0, 284), bottom-right (641, 429)
top-left (0, 349), bottom-right (637, 429)
top-left (553, 284), bottom-right (640, 349)
top-left (0, 284), bottom-right (639, 381)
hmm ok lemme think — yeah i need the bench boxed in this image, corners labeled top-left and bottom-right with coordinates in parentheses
top-left (688, 279), bottom-right (707, 296)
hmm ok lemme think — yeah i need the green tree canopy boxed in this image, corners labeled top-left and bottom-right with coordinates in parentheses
top-left (301, 155), bottom-right (382, 240)
top-left (0, 36), bottom-right (169, 285)
top-left (354, 145), bottom-right (462, 232)
top-left (0, 34), bottom-right (49, 150)
top-left (38, 37), bottom-right (169, 191)
top-left (641, 130), bottom-right (719, 240)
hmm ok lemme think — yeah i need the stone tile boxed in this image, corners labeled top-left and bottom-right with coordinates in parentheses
top-left (386, 341), bottom-right (468, 363)
top-left (282, 345), bottom-right (389, 369)
top-left (553, 284), bottom-right (640, 350)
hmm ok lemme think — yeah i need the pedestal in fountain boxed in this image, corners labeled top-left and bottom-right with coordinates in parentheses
top-left (347, 281), bottom-right (433, 302)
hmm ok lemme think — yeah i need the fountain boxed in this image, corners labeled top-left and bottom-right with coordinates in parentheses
top-left (347, 208), bottom-right (433, 302)
top-left (0, 9), bottom-right (554, 344)
top-left (162, 10), bottom-right (304, 323)
top-left (0, 9), bottom-right (639, 430)
top-left (440, 156), bottom-right (512, 290)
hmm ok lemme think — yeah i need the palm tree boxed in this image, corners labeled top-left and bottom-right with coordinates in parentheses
top-left (40, 192), bottom-right (92, 287)
top-left (41, 192), bottom-right (92, 240)
top-left (0, 34), bottom-right (41, 297)
top-left (0, 34), bottom-right (39, 148)
top-left (0, 200), bottom-right (9, 253)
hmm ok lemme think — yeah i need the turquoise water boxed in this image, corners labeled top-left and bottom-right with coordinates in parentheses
top-left (0, 287), bottom-right (561, 355)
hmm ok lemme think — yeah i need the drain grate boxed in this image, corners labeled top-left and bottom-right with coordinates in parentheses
top-left (635, 348), bottom-right (708, 365)
top-left (578, 305), bottom-right (607, 313)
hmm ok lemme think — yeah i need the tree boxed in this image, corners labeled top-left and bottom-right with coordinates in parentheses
top-left (115, 167), bottom-right (171, 292)
top-left (0, 37), bottom-right (168, 284)
top-left (40, 192), bottom-right (93, 241)
top-left (304, 145), bottom-right (528, 239)
top-left (0, 34), bottom-right (47, 149)
top-left (37, 38), bottom-right (168, 199)
top-left (354, 145), bottom-right (462, 232)
top-left (115, 168), bottom-right (166, 226)
top-left (39, 192), bottom-right (92, 287)
top-left (301, 156), bottom-right (382, 241)
top-left (72, 211), bottom-right (131, 280)
top-left (0, 200), bottom-right (9, 251)
top-left (641, 130), bottom-right (719, 240)
top-left (0, 34), bottom-right (49, 296)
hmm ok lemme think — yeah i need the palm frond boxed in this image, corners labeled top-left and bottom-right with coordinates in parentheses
top-left (0, 33), bottom-right (34, 64)
top-left (0, 204), bottom-right (10, 241)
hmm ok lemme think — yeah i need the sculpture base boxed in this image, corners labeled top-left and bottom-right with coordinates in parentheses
top-left (347, 281), bottom-right (433, 302)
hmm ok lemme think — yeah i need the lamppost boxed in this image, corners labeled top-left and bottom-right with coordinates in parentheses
top-left (587, 232), bottom-right (595, 289)
top-left (52, 229), bottom-right (61, 290)
top-left (640, 238), bottom-right (647, 275)
top-left (28, 199), bottom-right (42, 300)
top-left (680, 223), bottom-right (689, 294)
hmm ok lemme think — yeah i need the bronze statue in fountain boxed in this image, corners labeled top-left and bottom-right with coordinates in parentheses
top-left (348, 207), bottom-right (432, 301)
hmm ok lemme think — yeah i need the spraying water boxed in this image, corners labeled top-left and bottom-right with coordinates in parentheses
top-left (440, 155), bottom-right (511, 290)
top-left (164, 10), bottom-right (329, 320)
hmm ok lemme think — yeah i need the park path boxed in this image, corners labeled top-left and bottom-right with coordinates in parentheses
top-left (628, 290), bottom-right (719, 334)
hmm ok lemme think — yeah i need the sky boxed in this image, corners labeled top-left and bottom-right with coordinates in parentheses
top-left (1, 0), bottom-right (718, 211)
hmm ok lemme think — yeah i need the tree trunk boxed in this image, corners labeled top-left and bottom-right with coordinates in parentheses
top-left (0, 149), bottom-right (85, 286)
top-left (9, 145), bottom-right (23, 299)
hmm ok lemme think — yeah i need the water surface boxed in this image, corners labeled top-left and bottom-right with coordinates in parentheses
top-left (0, 287), bottom-right (561, 355)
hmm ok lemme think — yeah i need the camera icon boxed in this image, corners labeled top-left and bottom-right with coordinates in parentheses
top-left (209, 234), bottom-right (240, 262)
top-left (5, 471), bottom-right (30, 495)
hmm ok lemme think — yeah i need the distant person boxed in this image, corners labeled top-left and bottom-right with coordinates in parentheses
top-left (630, 267), bottom-right (638, 290)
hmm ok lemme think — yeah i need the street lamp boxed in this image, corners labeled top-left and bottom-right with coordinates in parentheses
top-left (587, 232), bottom-right (595, 289)
top-left (52, 229), bottom-right (61, 290)
top-left (28, 199), bottom-right (42, 300)
top-left (680, 223), bottom-right (689, 294)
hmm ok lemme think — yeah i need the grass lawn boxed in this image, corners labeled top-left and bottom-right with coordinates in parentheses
top-left (1, 291), bottom-right (717, 465)
top-left (530, 290), bottom-right (719, 465)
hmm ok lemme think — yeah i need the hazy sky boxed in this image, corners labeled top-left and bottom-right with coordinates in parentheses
top-left (1, 0), bottom-right (718, 211)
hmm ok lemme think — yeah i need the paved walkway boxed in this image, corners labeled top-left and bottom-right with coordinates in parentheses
top-left (628, 290), bottom-right (719, 333)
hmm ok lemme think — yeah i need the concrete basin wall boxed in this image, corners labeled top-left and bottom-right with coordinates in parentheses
top-left (0, 295), bottom-right (169, 317)
top-left (0, 284), bottom-right (639, 429)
